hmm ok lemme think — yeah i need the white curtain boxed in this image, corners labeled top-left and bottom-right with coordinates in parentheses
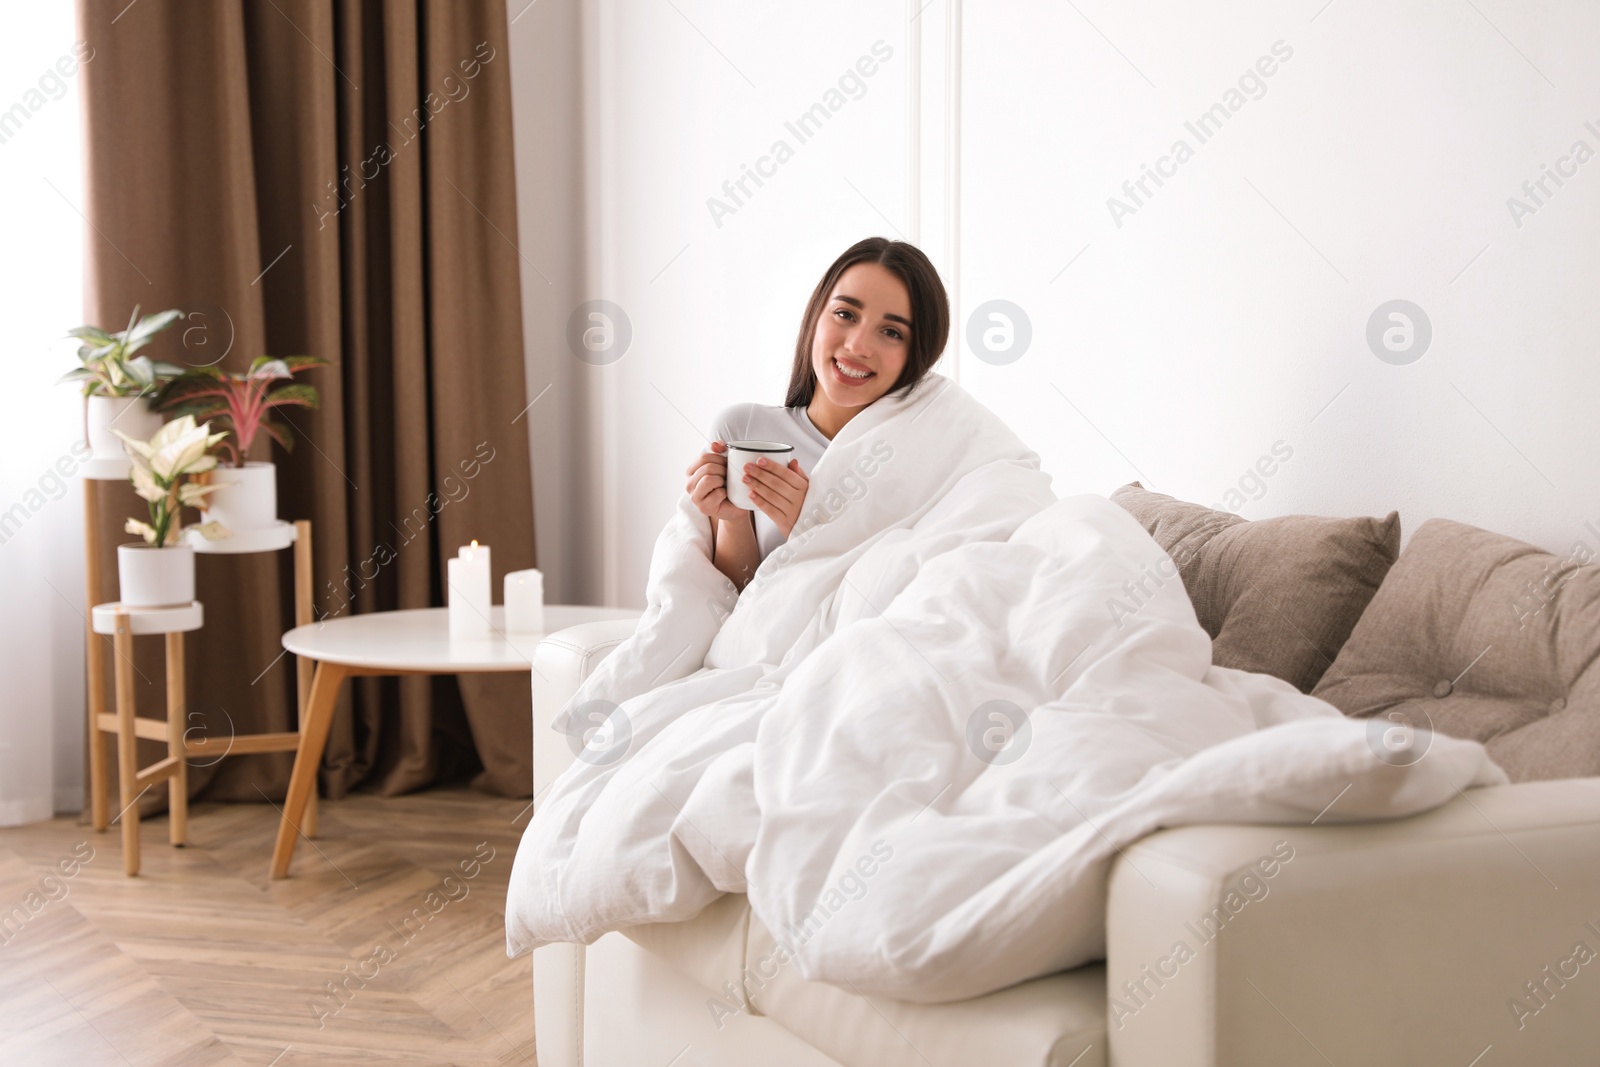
top-left (0, 5), bottom-right (87, 825)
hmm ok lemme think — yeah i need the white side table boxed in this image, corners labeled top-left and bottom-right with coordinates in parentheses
top-left (269, 604), bottom-right (639, 878)
top-left (82, 444), bottom-right (317, 873)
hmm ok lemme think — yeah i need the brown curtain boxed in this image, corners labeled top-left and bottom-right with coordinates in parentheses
top-left (78, 0), bottom-right (538, 811)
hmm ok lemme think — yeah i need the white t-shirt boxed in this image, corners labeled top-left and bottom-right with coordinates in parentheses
top-left (708, 402), bottom-right (833, 562)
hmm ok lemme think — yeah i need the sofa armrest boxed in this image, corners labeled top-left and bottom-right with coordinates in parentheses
top-left (530, 614), bottom-right (641, 1067)
top-left (532, 616), bottom-right (642, 801)
top-left (1106, 778), bottom-right (1600, 1067)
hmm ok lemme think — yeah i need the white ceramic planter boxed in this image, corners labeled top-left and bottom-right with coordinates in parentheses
top-left (201, 461), bottom-right (278, 531)
top-left (86, 395), bottom-right (162, 463)
top-left (117, 543), bottom-right (196, 609)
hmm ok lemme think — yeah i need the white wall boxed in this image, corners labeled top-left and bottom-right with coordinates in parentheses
top-left (509, 0), bottom-right (917, 604)
top-left (958, 0), bottom-right (1600, 555)
top-left (507, 0), bottom-right (595, 607)
top-left (508, 0), bottom-right (1600, 609)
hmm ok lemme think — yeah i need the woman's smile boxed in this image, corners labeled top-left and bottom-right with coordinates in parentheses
top-left (831, 355), bottom-right (876, 384)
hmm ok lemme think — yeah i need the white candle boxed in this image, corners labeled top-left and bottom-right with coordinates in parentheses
top-left (447, 541), bottom-right (492, 639)
top-left (504, 568), bottom-right (544, 633)
top-left (458, 540), bottom-right (490, 573)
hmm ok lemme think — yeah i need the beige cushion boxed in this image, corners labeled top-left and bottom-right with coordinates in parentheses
top-left (1110, 482), bottom-right (1400, 693)
top-left (1312, 518), bottom-right (1600, 781)
top-left (625, 895), bottom-right (1107, 1067)
top-left (743, 907), bottom-right (1106, 1067)
top-left (623, 892), bottom-right (751, 998)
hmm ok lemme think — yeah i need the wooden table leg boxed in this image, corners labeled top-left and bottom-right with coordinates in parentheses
top-left (84, 480), bottom-right (108, 831)
top-left (86, 618), bottom-right (109, 831)
top-left (293, 520), bottom-right (317, 839)
top-left (166, 632), bottom-right (188, 847)
top-left (269, 659), bottom-right (347, 879)
top-left (113, 612), bottom-right (140, 876)
top-left (303, 773), bottom-right (319, 841)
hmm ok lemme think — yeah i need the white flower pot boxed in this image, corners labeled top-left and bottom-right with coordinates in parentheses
top-left (86, 395), bottom-right (162, 463)
top-left (201, 461), bottom-right (278, 531)
top-left (117, 543), bottom-right (196, 609)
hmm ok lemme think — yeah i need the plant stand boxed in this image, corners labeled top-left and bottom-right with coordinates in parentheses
top-left (90, 602), bottom-right (203, 875)
top-left (83, 463), bottom-right (319, 875)
top-left (183, 518), bottom-right (320, 842)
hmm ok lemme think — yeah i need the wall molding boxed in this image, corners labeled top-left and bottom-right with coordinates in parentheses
top-left (906, 0), bottom-right (921, 246)
top-left (944, 0), bottom-right (961, 384)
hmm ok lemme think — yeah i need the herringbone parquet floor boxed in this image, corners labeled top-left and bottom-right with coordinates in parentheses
top-left (0, 788), bottom-right (537, 1066)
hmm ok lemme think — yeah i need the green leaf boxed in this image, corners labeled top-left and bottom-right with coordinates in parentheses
top-left (265, 383), bottom-right (319, 409)
top-left (160, 401), bottom-right (231, 423)
top-left (261, 418), bottom-right (296, 454)
top-left (248, 356), bottom-right (292, 380)
top-left (121, 335), bottom-right (152, 358)
top-left (154, 388), bottom-right (208, 410)
top-left (154, 370), bottom-right (229, 410)
top-left (160, 366), bottom-right (227, 390)
top-left (118, 304), bottom-right (142, 340)
top-left (124, 357), bottom-right (156, 388)
top-left (126, 308), bottom-right (184, 344)
top-left (282, 355), bottom-right (332, 373)
top-left (67, 325), bottom-right (113, 343)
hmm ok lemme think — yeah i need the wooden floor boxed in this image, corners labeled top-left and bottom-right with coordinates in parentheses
top-left (0, 788), bottom-right (538, 1066)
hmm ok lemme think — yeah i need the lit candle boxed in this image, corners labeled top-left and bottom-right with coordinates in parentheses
top-left (458, 539), bottom-right (490, 573)
top-left (447, 540), bottom-right (492, 639)
top-left (504, 568), bottom-right (544, 633)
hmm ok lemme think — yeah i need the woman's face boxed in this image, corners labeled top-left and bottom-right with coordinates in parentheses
top-left (809, 262), bottom-right (912, 412)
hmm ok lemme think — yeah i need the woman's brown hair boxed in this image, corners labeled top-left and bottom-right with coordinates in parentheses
top-left (784, 237), bottom-right (950, 408)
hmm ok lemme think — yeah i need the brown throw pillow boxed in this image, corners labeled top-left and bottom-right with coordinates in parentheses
top-left (1110, 482), bottom-right (1401, 693)
top-left (1312, 518), bottom-right (1600, 782)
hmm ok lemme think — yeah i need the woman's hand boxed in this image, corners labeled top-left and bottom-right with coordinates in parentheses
top-left (686, 440), bottom-right (750, 525)
top-left (744, 455), bottom-right (810, 538)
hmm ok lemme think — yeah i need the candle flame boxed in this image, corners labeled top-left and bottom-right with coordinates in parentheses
top-left (471, 539), bottom-right (479, 548)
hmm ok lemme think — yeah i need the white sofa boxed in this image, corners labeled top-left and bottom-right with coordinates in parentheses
top-left (528, 614), bottom-right (1600, 1066)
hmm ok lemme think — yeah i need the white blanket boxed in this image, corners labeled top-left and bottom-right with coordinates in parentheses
top-left (505, 372), bottom-right (1506, 1002)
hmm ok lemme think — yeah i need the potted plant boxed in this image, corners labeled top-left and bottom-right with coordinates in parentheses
top-left (156, 355), bottom-right (328, 531)
top-left (62, 306), bottom-right (187, 466)
top-left (111, 415), bottom-right (231, 608)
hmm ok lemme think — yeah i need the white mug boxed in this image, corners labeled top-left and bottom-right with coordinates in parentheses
top-left (725, 440), bottom-right (794, 511)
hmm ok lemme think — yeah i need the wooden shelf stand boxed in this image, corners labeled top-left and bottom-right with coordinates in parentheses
top-left (84, 471), bottom-right (318, 875)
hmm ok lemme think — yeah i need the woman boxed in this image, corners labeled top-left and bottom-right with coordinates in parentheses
top-left (685, 237), bottom-right (951, 591)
